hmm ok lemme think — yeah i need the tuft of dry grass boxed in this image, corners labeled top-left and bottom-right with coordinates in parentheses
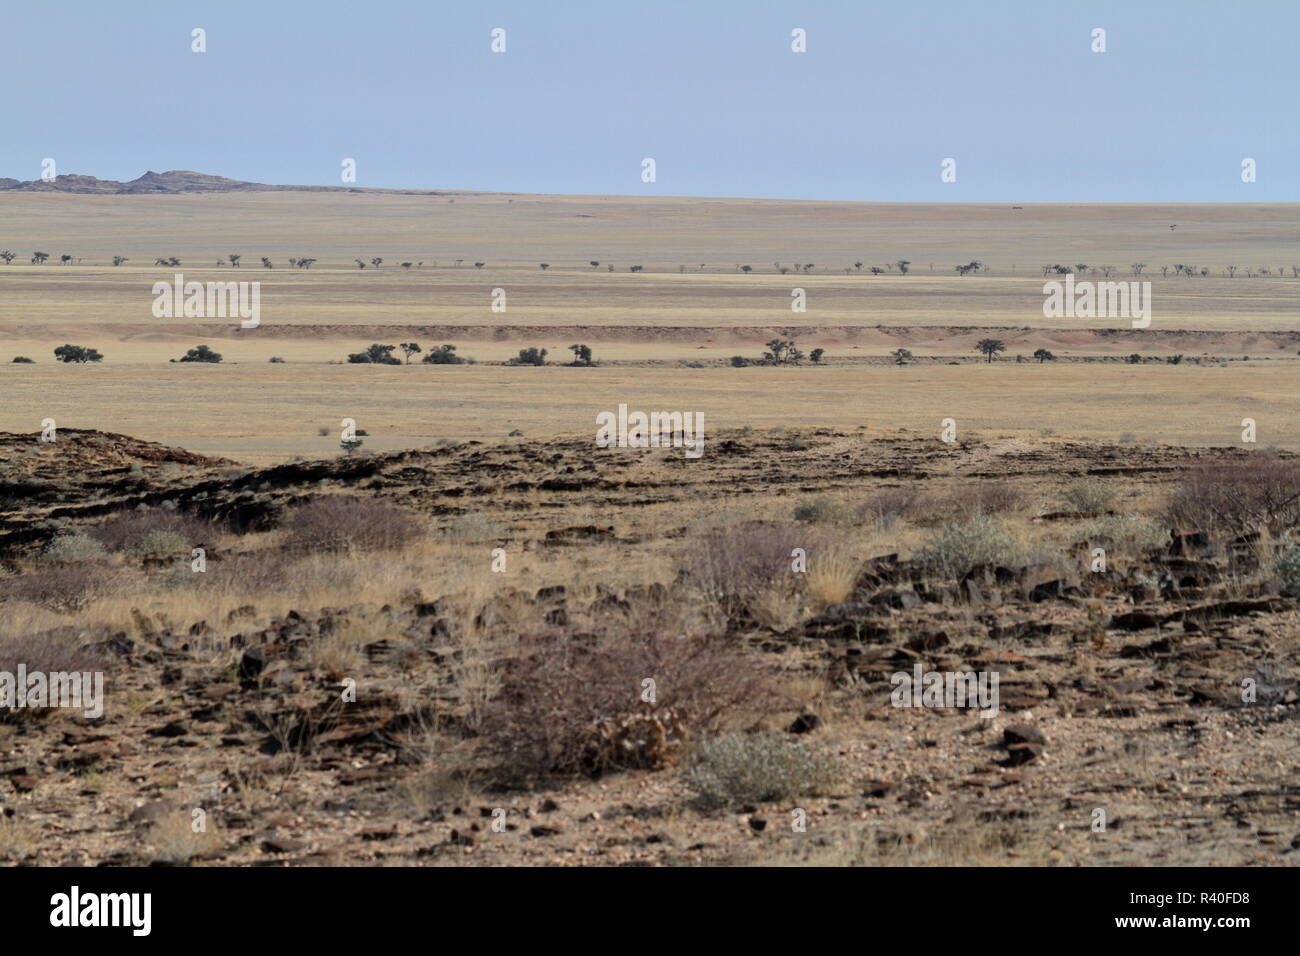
top-left (146, 811), bottom-right (223, 865)
top-left (0, 816), bottom-right (38, 861)
top-left (805, 544), bottom-right (861, 609)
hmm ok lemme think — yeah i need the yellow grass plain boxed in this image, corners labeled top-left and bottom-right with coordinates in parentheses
top-left (1, 190), bottom-right (1296, 461)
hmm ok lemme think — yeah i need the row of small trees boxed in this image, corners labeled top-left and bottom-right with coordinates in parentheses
top-left (6, 252), bottom-right (1299, 278)
top-left (23, 341), bottom-right (1241, 368)
top-left (344, 343), bottom-right (596, 366)
top-left (730, 339), bottom-right (826, 366)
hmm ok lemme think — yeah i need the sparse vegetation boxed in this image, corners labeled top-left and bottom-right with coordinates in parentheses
top-left (178, 344), bottom-right (222, 363)
top-left (347, 344), bottom-right (402, 365)
top-left (1166, 455), bottom-right (1300, 534)
top-left (511, 347), bottom-right (548, 366)
top-left (53, 344), bottom-right (102, 363)
top-left (280, 497), bottom-right (421, 554)
top-left (683, 733), bottom-right (843, 810)
top-left (1061, 477), bottom-right (1116, 514)
top-left (913, 514), bottom-right (1022, 579)
top-left (422, 344), bottom-right (468, 365)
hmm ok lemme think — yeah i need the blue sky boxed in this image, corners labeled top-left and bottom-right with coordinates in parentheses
top-left (2, 0), bottom-right (1295, 201)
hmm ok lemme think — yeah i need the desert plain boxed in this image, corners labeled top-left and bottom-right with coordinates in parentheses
top-left (0, 184), bottom-right (1297, 867)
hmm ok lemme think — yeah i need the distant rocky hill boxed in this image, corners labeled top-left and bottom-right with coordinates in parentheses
top-left (0, 170), bottom-right (449, 195)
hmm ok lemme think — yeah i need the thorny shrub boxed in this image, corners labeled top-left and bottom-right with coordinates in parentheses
top-left (1166, 455), bottom-right (1300, 535)
top-left (281, 496), bottom-right (421, 554)
top-left (473, 626), bottom-right (768, 782)
top-left (88, 506), bottom-right (216, 554)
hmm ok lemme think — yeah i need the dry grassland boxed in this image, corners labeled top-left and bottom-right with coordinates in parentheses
top-left (1, 191), bottom-right (1298, 461)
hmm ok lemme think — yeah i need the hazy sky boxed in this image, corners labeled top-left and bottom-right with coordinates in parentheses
top-left (3, 0), bottom-right (1295, 201)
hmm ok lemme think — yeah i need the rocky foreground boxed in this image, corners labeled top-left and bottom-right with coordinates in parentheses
top-left (0, 429), bottom-right (1296, 866)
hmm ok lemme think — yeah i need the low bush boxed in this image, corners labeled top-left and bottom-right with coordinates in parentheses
top-left (1061, 478), bottom-right (1115, 514)
top-left (347, 344), bottom-right (401, 365)
top-left (682, 733), bottom-right (843, 810)
top-left (861, 488), bottom-right (928, 528)
top-left (474, 626), bottom-right (764, 781)
top-left (40, 533), bottom-right (108, 563)
top-left (510, 347), bottom-right (548, 366)
top-left (0, 627), bottom-right (106, 690)
top-left (1166, 455), bottom-right (1300, 534)
top-left (1078, 514), bottom-right (1166, 555)
top-left (9, 564), bottom-right (116, 612)
top-left (422, 344), bottom-right (467, 365)
top-left (680, 521), bottom-right (808, 623)
top-left (88, 506), bottom-right (214, 554)
top-left (913, 514), bottom-right (1022, 579)
top-left (130, 529), bottom-right (190, 559)
top-left (961, 481), bottom-right (1025, 516)
top-left (442, 512), bottom-right (506, 543)
top-left (178, 344), bottom-right (222, 363)
top-left (280, 496), bottom-right (421, 554)
top-left (793, 496), bottom-right (855, 524)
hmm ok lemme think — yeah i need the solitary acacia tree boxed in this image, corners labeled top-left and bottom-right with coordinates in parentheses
top-left (32, 252), bottom-right (49, 265)
top-left (539, 263), bottom-right (549, 271)
top-left (371, 258), bottom-right (383, 269)
top-left (399, 343), bottom-right (422, 363)
top-left (1131, 263), bottom-right (1145, 276)
top-left (976, 339), bottom-right (1006, 362)
top-left (1033, 348), bottom-right (1056, 363)
top-left (892, 348), bottom-right (913, 365)
top-left (763, 338), bottom-right (803, 365)
top-left (568, 343), bottom-right (593, 366)
top-left (0, 251), bottom-right (15, 264)
top-left (810, 348), bottom-right (825, 364)
top-left (355, 259), bottom-right (366, 269)
top-left (261, 257), bottom-right (273, 269)
top-left (895, 260), bottom-right (910, 274)
top-left (589, 261), bottom-right (600, 268)
top-left (112, 255), bottom-right (128, 266)
top-left (228, 254), bottom-right (241, 268)
top-left (53, 344), bottom-right (102, 363)
top-left (179, 344), bottom-right (222, 363)
top-left (475, 262), bottom-right (485, 269)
